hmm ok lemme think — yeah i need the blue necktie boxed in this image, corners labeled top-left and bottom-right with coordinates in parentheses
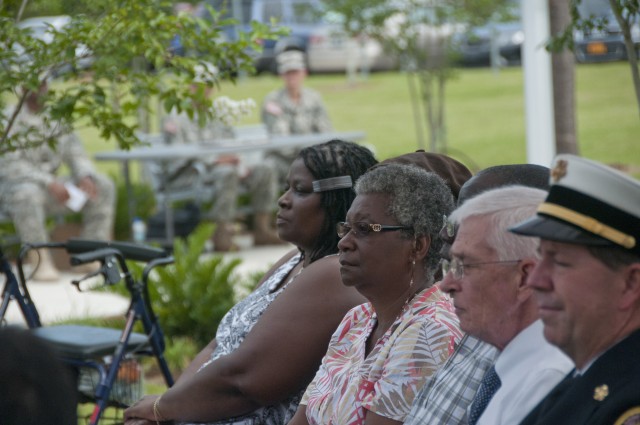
top-left (468, 365), bottom-right (502, 425)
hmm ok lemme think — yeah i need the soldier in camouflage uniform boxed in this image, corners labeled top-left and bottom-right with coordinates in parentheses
top-left (0, 81), bottom-right (115, 281)
top-left (162, 64), bottom-right (281, 251)
top-left (261, 50), bottom-right (333, 182)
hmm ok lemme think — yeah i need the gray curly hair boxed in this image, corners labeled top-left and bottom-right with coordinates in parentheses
top-left (354, 163), bottom-right (455, 282)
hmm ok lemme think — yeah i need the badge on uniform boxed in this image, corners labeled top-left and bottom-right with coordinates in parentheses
top-left (593, 384), bottom-right (609, 401)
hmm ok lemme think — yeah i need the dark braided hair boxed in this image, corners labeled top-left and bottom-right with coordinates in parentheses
top-left (298, 139), bottom-right (378, 262)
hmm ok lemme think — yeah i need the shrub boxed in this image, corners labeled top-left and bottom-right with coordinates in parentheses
top-left (133, 223), bottom-right (242, 347)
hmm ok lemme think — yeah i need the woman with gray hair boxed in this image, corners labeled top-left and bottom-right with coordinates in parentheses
top-left (289, 163), bottom-right (463, 425)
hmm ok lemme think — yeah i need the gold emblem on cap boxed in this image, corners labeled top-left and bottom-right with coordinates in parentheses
top-left (593, 384), bottom-right (609, 401)
top-left (551, 159), bottom-right (568, 182)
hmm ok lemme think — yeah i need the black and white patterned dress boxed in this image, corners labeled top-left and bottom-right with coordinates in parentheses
top-left (181, 252), bottom-right (304, 425)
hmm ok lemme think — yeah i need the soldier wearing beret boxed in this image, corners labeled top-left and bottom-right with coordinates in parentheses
top-left (512, 154), bottom-right (640, 425)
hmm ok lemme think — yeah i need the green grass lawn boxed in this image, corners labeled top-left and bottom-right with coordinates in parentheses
top-left (82, 61), bottom-right (639, 179)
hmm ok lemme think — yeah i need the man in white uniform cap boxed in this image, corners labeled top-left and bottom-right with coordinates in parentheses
top-left (512, 154), bottom-right (640, 425)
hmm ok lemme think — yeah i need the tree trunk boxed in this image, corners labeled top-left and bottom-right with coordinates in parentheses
top-left (420, 71), bottom-right (439, 153)
top-left (609, 0), bottom-right (640, 118)
top-left (437, 71), bottom-right (447, 153)
top-left (417, 69), bottom-right (447, 153)
top-left (549, 0), bottom-right (579, 154)
top-left (407, 72), bottom-right (427, 151)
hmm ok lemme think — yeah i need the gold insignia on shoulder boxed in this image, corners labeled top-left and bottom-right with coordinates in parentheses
top-left (613, 406), bottom-right (640, 425)
top-left (551, 159), bottom-right (568, 183)
top-left (593, 384), bottom-right (609, 401)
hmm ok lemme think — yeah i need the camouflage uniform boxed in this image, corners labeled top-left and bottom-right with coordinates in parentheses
top-left (261, 87), bottom-right (333, 181)
top-left (261, 87), bottom-right (332, 136)
top-left (162, 111), bottom-right (278, 222)
top-left (0, 106), bottom-right (115, 244)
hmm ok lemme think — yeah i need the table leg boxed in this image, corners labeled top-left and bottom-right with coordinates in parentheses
top-left (122, 160), bottom-right (135, 239)
top-left (164, 200), bottom-right (175, 243)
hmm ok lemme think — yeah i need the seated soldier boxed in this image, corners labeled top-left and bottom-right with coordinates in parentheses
top-left (261, 50), bottom-right (333, 184)
top-left (162, 63), bottom-right (281, 251)
top-left (0, 79), bottom-right (115, 280)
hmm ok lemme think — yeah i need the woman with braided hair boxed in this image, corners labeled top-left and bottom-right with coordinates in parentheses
top-left (125, 140), bottom-right (378, 425)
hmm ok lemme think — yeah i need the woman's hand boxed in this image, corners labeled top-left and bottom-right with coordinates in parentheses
top-left (124, 394), bottom-right (159, 422)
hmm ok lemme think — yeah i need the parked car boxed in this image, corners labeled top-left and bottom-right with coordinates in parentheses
top-left (574, 4), bottom-right (640, 63)
top-left (451, 0), bottom-right (523, 67)
top-left (206, 0), bottom-right (466, 74)
top-left (15, 15), bottom-right (93, 75)
top-left (305, 11), bottom-right (396, 73)
top-left (453, 20), bottom-right (523, 67)
top-left (250, 0), bottom-right (317, 74)
top-left (382, 8), bottom-right (466, 70)
top-left (243, 0), bottom-right (395, 74)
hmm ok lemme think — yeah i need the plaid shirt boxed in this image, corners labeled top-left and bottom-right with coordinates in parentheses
top-left (405, 334), bottom-right (499, 424)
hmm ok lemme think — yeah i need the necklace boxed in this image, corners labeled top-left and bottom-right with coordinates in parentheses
top-left (273, 252), bottom-right (338, 292)
top-left (285, 252), bottom-right (340, 286)
top-left (375, 283), bottom-right (425, 320)
top-left (281, 252), bottom-right (307, 289)
top-left (286, 263), bottom-right (305, 286)
top-left (369, 284), bottom-right (428, 350)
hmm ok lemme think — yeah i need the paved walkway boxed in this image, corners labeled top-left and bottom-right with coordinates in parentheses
top-left (3, 243), bottom-right (294, 326)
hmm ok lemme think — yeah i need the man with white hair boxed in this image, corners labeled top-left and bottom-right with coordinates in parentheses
top-left (512, 155), bottom-right (640, 424)
top-left (404, 163), bottom-right (551, 425)
top-left (439, 186), bottom-right (573, 425)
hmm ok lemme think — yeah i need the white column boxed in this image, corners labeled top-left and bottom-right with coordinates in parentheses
top-left (521, 0), bottom-right (556, 166)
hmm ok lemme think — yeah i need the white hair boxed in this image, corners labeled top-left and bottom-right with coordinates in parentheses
top-left (449, 185), bottom-right (546, 261)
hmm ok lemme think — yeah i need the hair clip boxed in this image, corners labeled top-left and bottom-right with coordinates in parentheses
top-left (312, 176), bottom-right (353, 193)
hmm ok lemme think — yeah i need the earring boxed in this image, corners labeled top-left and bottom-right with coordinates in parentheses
top-left (409, 259), bottom-right (416, 287)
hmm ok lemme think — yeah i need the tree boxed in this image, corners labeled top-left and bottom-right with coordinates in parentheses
top-left (549, 0), bottom-right (640, 118)
top-left (608, 0), bottom-right (640, 116)
top-left (322, 0), bottom-right (512, 153)
top-left (549, 0), bottom-right (579, 155)
top-left (0, 0), bottom-right (280, 155)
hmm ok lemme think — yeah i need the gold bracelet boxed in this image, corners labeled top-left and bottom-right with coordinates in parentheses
top-left (153, 394), bottom-right (166, 425)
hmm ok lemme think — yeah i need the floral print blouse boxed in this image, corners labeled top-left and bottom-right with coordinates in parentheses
top-left (301, 285), bottom-right (462, 425)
